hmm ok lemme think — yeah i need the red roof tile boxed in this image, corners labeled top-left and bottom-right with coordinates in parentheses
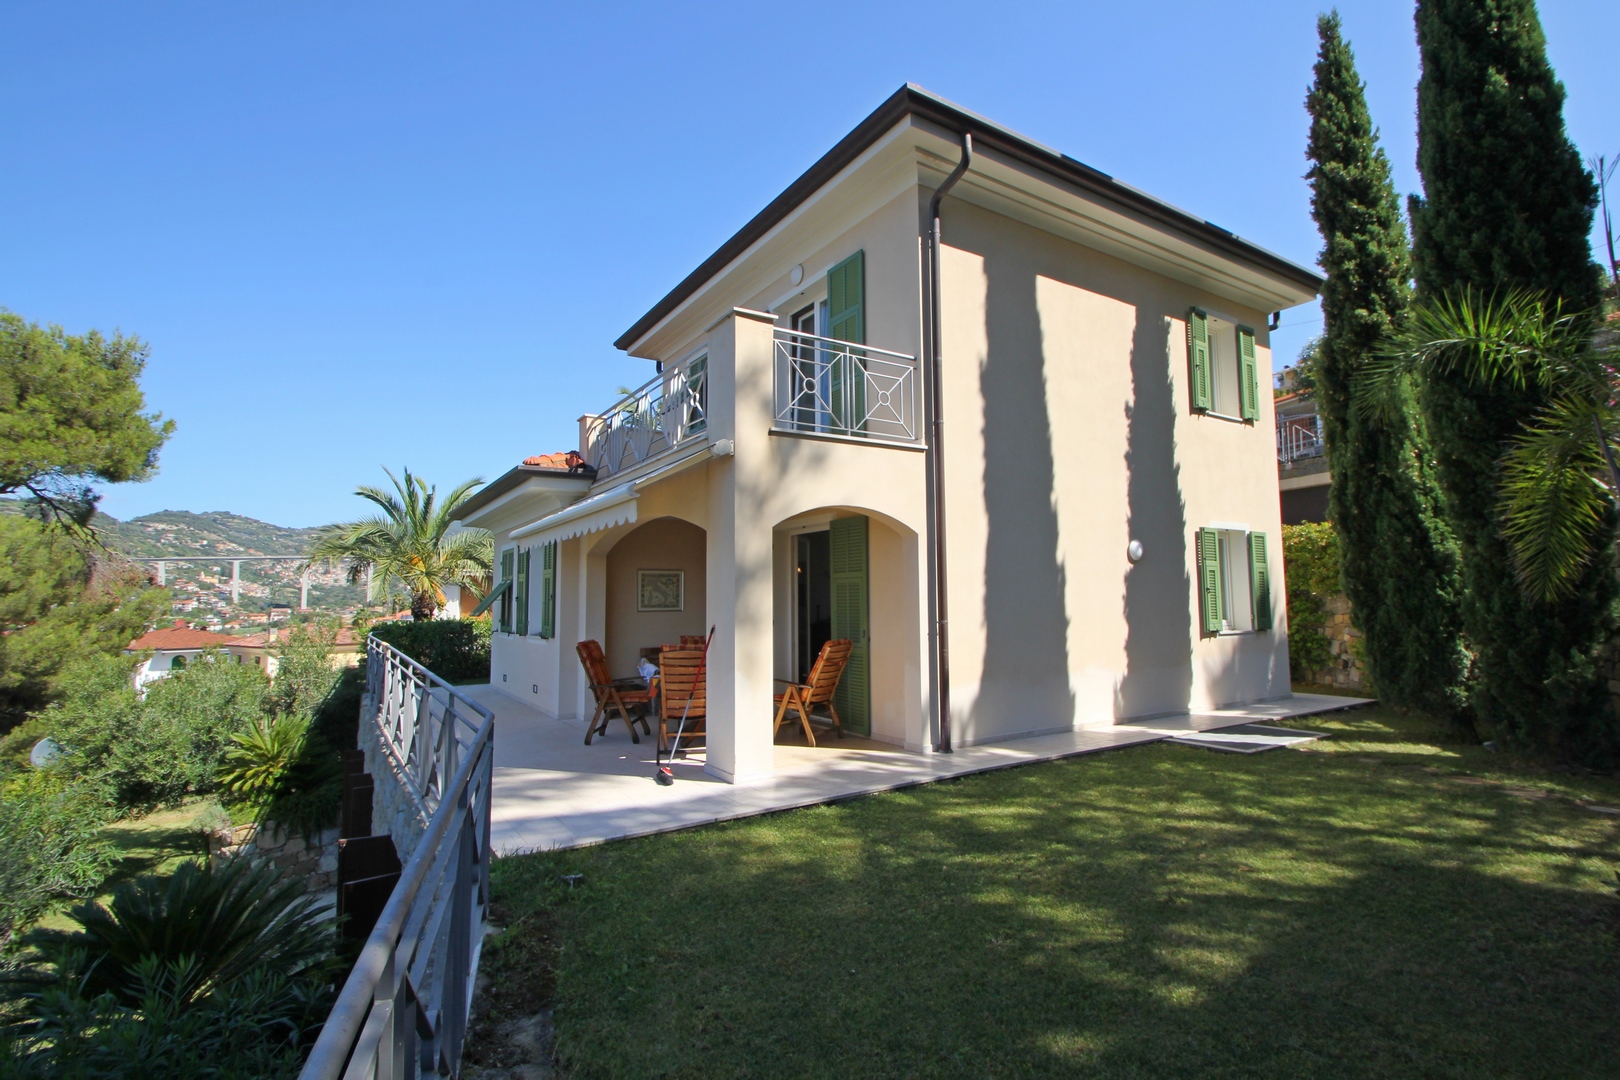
top-left (127, 625), bottom-right (239, 651)
top-left (522, 450), bottom-right (586, 470)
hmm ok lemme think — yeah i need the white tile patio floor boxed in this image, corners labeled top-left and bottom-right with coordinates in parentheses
top-left (464, 683), bottom-right (1372, 855)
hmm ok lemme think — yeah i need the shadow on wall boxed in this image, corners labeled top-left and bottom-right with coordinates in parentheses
top-left (971, 248), bottom-right (1075, 740)
top-left (1116, 311), bottom-right (1191, 718)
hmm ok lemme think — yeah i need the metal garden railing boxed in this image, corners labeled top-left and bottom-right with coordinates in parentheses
top-left (300, 637), bottom-right (495, 1080)
top-left (1277, 412), bottom-right (1326, 466)
top-left (582, 352), bottom-right (708, 480)
top-left (772, 328), bottom-right (920, 444)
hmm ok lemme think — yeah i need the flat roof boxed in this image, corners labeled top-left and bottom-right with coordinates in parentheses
top-left (616, 84), bottom-right (1324, 352)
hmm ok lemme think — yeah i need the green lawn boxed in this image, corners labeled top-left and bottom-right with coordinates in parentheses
top-left (30, 800), bottom-right (216, 935)
top-left (475, 705), bottom-right (1620, 1079)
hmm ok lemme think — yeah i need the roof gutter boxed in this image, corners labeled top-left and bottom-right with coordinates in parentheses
top-left (923, 133), bottom-right (972, 754)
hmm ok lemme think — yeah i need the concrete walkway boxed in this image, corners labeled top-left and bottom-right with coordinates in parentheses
top-left (465, 683), bottom-right (1372, 855)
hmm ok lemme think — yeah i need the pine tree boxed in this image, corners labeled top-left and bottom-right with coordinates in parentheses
top-left (1304, 12), bottom-right (1466, 718)
top-left (1409, 0), bottom-right (1616, 758)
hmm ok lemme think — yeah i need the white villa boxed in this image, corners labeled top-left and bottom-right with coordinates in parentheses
top-left (454, 86), bottom-right (1322, 784)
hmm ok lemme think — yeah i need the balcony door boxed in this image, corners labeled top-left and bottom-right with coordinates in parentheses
top-left (788, 303), bottom-right (832, 432)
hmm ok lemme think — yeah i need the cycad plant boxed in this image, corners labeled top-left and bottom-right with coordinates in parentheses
top-left (25, 857), bottom-right (338, 1009)
top-left (305, 467), bottom-right (492, 621)
top-left (1363, 288), bottom-right (1620, 602)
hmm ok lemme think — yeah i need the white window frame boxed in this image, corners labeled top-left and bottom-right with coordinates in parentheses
top-left (1206, 522), bottom-right (1256, 634)
top-left (1204, 312), bottom-right (1245, 422)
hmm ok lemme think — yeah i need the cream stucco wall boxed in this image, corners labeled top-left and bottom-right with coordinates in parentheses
top-left (937, 200), bottom-right (1289, 745)
top-left (604, 517), bottom-right (707, 676)
top-left (484, 148), bottom-right (1301, 777)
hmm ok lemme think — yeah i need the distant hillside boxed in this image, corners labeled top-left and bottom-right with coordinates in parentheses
top-left (94, 510), bottom-right (323, 559)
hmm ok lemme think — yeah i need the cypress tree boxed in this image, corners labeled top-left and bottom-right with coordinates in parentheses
top-left (1410, 0), bottom-right (1616, 757)
top-left (1304, 12), bottom-right (1466, 718)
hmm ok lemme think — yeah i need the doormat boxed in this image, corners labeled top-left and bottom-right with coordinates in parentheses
top-left (1166, 723), bottom-right (1325, 755)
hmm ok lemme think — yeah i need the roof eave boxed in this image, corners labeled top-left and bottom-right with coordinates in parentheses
top-left (615, 84), bottom-right (1323, 354)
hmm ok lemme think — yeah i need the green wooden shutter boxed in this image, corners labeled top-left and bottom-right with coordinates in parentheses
top-left (827, 251), bottom-right (866, 435)
top-left (540, 540), bottom-right (557, 639)
top-left (1237, 326), bottom-right (1259, 421)
top-left (514, 548), bottom-right (530, 636)
top-left (1249, 532), bottom-right (1272, 631)
top-left (828, 515), bottom-right (870, 735)
top-left (1187, 309), bottom-right (1212, 412)
top-left (1198, 528), bottom-right (1223, 636)
top-left (827, 251), bottom-right (864, 343)
top-left (498, 549), bottom-right (514, 634)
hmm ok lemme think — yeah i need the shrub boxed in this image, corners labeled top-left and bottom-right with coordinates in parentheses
top-left (369, 618), bottom-right (491, 683)
top-left (267, 623), bottom-right (343, 720)
top-left (0, 771), bottom-right (114, 948)
top-left (9, 859), bottom-right (339, 1076)
top-left (1283, 523), bottom-right (1341, 681)
top-left (218, 715), bottom-right (310, 801)
top-left (48, 653), bottom-right (270, 811)
top-left (10, 964), bottom-right (322, 1079)
top-left (25, 857), bottom-right (339, 1009)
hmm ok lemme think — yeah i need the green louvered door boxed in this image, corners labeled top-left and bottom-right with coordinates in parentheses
top-left (1187, 309), bottom-right (1212, 412)
top-left (829, 514), bottom-right (870, 735)
top-left (826, 251), bottom-right (866, 435)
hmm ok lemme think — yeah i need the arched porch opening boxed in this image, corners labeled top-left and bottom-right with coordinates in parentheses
top-left (770, 506), bottom-right (923, 754)
top-left (599, 516), bottom-right (708, 682)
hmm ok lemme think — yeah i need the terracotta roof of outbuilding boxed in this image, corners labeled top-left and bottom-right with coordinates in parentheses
top-left (127, 622), bottom-right (238, 651)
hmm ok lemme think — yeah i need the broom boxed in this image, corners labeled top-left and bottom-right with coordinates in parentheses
top-left (654, 625), bottom-right (715, 786)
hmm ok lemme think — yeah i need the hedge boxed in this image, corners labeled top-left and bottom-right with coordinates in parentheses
top-left (367, 618), bottom-right (492, 684)
top-left (1282, 523), bottom-right (1339, 679)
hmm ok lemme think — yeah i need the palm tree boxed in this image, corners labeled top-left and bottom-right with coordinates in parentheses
top-left (1361, 288), bottom-right (1620, 601)
top-left (305, 468), bottom-right (492, 621)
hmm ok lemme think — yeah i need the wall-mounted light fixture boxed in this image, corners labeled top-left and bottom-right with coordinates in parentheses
top-left (1127, 539), bottom-right (1145, 563)
top-left (790, 263), bottom-right (804, 286)
top-left (711, 439), bottom-right (736, 457)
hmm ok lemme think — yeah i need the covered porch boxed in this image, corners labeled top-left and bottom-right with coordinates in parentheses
top-left (470, 682), bottom-right (1368, 853)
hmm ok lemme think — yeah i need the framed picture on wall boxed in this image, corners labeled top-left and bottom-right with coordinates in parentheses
top-left (637, 570), bottom-right (684, 612)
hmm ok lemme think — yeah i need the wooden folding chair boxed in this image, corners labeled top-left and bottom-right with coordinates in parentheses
top-left (773, 639), bottom-right (853, 747)
top-left (577, 640), bottom-right (653, 745)
top-left (657, 646), bottom-right (707, 755)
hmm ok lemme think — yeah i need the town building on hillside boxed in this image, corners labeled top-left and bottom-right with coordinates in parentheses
top-left (228, 626), bottom-right (363, 677)
top-left (125, 621), bottom-right (238, 690)
top-left (454, 86), bottom-right (1322, 783)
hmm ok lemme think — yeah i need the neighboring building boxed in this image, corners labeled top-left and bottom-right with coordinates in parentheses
top-left (454, 86), bottom-right (1322, 783)
top-left (125, 621), bottom-right (238, 690)
top-left (1275, 389), bottom-right (1329, 524)
top-left (229, 626), bottom-right (363, 677)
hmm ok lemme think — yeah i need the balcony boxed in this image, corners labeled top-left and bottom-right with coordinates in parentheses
top-left (773, 329), bottom-right (920, 445)
top-left (1277, 411), bottom-right (1325, 466)
top-left (582, 352), bottom-right (708, 481)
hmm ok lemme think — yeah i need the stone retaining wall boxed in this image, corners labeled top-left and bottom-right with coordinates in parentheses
top-left (210, 822), bottom-right (341, 892)
top-left (1302, 594), bottom-right (1367, 691)
top-left (358, 689), bottom-right (428, 861)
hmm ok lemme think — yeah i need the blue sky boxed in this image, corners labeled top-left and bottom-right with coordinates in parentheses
top-left (2, 1), bottom-right (1614, 526)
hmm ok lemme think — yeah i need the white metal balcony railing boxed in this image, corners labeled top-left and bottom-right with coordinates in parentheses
top-left (1277, 412), bottom-right (1326, 466)
top-left (582, 353), bottom-right (707, 481)
top-left (772, 328), bottom-right (920, 444)
top-left (300, 638), bottom-right (494, 1080)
